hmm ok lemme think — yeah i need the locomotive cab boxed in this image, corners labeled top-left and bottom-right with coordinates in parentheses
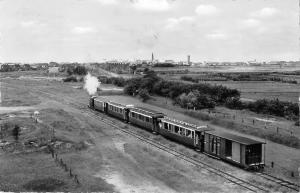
top-left (89, 96), bottom-right (97, 109)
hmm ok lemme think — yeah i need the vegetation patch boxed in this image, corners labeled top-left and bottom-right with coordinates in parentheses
top-left (210, 118), bottom-right (300, 149)
top-left (23, 178), bottom-right (65, 191)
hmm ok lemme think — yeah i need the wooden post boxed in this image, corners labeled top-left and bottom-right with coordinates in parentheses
top-left (69, 168), bottom-right (73, 177)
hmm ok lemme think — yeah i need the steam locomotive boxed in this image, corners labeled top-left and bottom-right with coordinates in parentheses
top-left (89, 96), bottom-right (265, 170)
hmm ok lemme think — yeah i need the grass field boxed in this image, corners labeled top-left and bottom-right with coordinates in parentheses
top-left (159, 74), bottom-right (299, 103)
top-left (204, 81), bottom-right (300, 103)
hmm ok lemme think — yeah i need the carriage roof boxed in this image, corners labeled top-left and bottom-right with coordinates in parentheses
top-left (160, 117), bottom-right (210, 132)
top-left (206, 131), bottom-right (265, 145)
top-left (129, 107), bottom-right (164, 118)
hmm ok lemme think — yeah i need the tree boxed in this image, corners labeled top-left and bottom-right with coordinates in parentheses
top-left (12, 125), bottom-right (20, 141)
top-left (138, 89), bottom-right (150, 102)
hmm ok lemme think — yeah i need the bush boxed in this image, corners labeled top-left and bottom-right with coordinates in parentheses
top-left (65, 65), bottom-right (87, 76)
top-left (138, 89), bottom-right (150, 102)
top-left (244, 99), bottom-right (298, 119)
top-left (63, 76), bottom-right (77, 82)
top-left (225, 97), bottom-right (244, 109)
top-left (98, 76), bottom-right (127, 87)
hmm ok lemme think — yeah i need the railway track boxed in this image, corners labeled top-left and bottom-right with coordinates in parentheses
top-left (255, 172), bottom-right (299, 192)
top-left (2, 81), bottom-right (298, 192)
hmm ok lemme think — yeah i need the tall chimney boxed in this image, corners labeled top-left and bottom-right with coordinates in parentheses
top-left (187, 55), bottom-right (191, 64)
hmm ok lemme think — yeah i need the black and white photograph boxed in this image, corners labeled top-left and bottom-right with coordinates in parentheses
top-left (0, 0), bottom-right (299, 192)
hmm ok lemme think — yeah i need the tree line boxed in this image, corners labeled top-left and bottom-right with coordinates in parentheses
top-left (124, 70), bottom-right (240, 109)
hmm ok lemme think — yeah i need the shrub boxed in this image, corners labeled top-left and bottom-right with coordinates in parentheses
top-left (138, 89), bottom-right (150, 102)
top-left (63, 76), bottom-right (77, 82)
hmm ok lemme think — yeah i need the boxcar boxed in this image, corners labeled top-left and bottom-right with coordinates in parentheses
top-left (158, 117), bottom-right (210, 150)
top-left (106, 101), bottom-right (130, 121)
top-left (204, 131), bottom-right (265, 170)
top-left (128, 107), bottom-right (164, 133)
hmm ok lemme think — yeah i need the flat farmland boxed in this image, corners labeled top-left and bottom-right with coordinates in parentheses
top-left (205, 81), bottom-right (299, 103)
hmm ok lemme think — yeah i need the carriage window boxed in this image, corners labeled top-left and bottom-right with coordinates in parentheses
top-left (174, 126), bottom-right (179, 134)
top-left (180, 128), bottom-right (185, 136)
top-left (131, 112), bottom-right (135, 117)
top-left (145, 117), bottom-right (150, 122)
top-left (191, 131), bottom-right (194, 139)
top-left (139, 114), bottom-right (143, 120)
top-left (186, 129), bottom-right (192, 138)
top-left (120, 109), bottom-right (123, 113)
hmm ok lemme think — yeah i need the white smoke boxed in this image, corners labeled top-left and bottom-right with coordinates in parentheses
top-left (84, 73), bottom-right (100, 95)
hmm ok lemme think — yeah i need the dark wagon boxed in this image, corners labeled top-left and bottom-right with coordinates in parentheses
top-left (204, 131), bottom-right (265, 170)
top-left (128, 107), bottom-right (164, 133)
top-left (158, 117), bottom-right (210, 150)
top-left (106, 101), bottom-right (131, 121)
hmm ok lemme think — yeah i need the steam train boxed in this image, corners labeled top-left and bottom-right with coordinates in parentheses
top-left (89, 96), bottom-right (265, 170)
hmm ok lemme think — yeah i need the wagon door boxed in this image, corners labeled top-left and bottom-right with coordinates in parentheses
top-left (104, 102), bottom-right (108, 113)
top-left (232, 142), bottom-right (241, 163)
top-left (124, 109), bottom-right (129, 122)
top-left (153, 118), bottom-right (159, 133)
top-left (194, 131), bottom-right (204, 152)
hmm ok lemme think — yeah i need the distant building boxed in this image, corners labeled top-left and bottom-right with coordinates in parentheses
top-left (247, 60), bottom-right (261, 66)
top-left (187, 55), bottom-right (191, 65)
top-left (48, 67), bottom-right (59, 74)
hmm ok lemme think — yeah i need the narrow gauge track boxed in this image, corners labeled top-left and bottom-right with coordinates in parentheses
top-left (30, 89), bottom-right (269, 193)
top-left (255, 172), bottom-right (299, 192)
top-left (2, 82), bottom-right (298, 192)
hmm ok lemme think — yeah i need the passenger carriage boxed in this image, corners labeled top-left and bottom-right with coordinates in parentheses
top-left (204, 131), bottom-right (265, 170)
top-left (128, 107), bottom-right (164, 133)
top-left (106, 101), bottom-right (131, 121)
top-left (158, 117), bottom-right (210, 150)
top-left (91, 96), bottom-right (109, 112)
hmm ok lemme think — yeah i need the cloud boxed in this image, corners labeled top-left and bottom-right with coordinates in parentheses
top-left (165, 16), bottom-right (195, 29)
top-left (96, 0), bottom-right (118, 5)
top-left (72, 26), bottom-right (96, 34)
top-left (251, 7), bottom-right (278, 18)
top-left (205, 31), bottom-right (227, 40)
top-left (130, 0), bottom-right (170, 11)
top-left (241, 18), bottom-right (261, 28)
top-left (20, 21), bottom-right (37, 27)
top-left (195, 4), bottom-right (218, 15)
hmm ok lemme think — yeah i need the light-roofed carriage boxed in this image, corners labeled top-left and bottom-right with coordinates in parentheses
top-left (158, 117), bottom-right (210, 151)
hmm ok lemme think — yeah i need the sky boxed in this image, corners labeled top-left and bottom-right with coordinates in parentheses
top-left (0, 0), bottom-right (299, 63)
